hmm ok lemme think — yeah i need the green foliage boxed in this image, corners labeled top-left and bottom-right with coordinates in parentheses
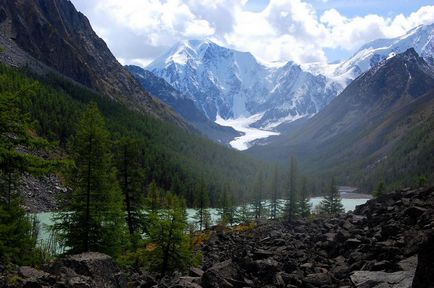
top-left (52, 103), bottom-right (128, 257)
top-left (235, 204), bottom-right (253, 224)
top-left (218, 184), bottom-right (236, 226)
top-left (253, 171), bottom-right (264, 220)
top-left (373, 181), bottom-right (386, 197)
top-left (142, 193), bottom-right (199, 275)
top-left (269, 166), bottom-right (282, 219)
top-left (193, 177), bottom-right (210, 230)
top-left (285, 157), bottom-right (299, 221)
top-left (0, 64), bottom-right (261, 207)
top-left (319, 178), bottom-right (344, 216)
top-left (114, 137), bottom-right (146, 247)
top-left (0, 83), bottom-right (57, 265)
top-left (146, 181), bottom-right (162, 213)
top-left (418, 175), bottom-right (428, 188)
top-left (296, 177), bottom-right (311, 218)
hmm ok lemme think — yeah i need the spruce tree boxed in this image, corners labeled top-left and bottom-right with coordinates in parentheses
top-left (114, 137), bottom-right (146, 247)
top-left (53, 103), bottom-right (127, 257)
top-left (297, 177), bottom-right (312, 218)
top-left (0, 90), bottom-right (56, 265)
top-left (320, 178), bottom-right (344, 216)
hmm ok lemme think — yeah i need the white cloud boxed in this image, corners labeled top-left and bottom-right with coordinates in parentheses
top-left (72, 0), bottom-right (434, 65)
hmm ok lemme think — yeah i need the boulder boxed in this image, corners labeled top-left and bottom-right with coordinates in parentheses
top-left (48, 252), bottom-right (127, 288)
top-left (350, 270), bottom-right (414, 288)
top-left (201, 260), bottom-right (239, 288)
top-left (412, 233), bottom-right (434, 288)
top-left (303, 273), bottom-right (333, 286)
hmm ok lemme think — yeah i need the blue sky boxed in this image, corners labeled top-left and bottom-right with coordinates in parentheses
top-left (246, 0), bottom-right (434, 16)
top-left (72, 0), bottom-right (434, 66)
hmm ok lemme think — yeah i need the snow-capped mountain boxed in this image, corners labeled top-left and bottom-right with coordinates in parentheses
top-left (334, 23), bottom-right (434, 81)
top-left (146, 40), bottom-right (342, 130)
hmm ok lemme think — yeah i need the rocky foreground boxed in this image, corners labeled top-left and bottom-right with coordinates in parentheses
top-left (5, 187), bottom-right (434, 288)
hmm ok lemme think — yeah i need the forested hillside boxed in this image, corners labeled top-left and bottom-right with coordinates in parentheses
top-left (0, 64), bottom-right (261, 207)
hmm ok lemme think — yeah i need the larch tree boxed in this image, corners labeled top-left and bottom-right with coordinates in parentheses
top-left (253, 171), bottom-right (264, 220)
top-left (114, 137), bottom-right (146, 248)
top-left (193, 177), bottom-right (210, 231)
top-left (218, 184), bottom-right (236, 226)
top-left (53, 103), bottom-right (127, 257)
top-left (0, 89), bottom-right (56, 265)
top-left (270, 166), bottom-right (280, 219)
top-left (285, 156), bottom-right (298, 221)
top-left (144, 192), bottom-right (199, 276)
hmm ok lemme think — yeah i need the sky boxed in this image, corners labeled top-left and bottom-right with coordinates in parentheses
top-left (71, 0), bottom-right (434, 67)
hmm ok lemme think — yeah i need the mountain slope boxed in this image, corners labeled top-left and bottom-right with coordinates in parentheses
top-left (147, 40), bottom-right (342, 130)
top-left (248, 49), bottom-right (434, 191)
top-left (334, 23), bottom-right (434, 81)
top-left (126, 65), bottom-right (240, 143)
top-left (0, 0), bottom-right (184, 125)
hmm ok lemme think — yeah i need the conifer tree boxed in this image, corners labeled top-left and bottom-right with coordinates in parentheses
top-left (270, 166), bottom-right (280, 219)
top-left (373, 180), bottom-right (385, 197)
top-left (253, 171), bottom-right (264, 220)
top-left (285, 156), bottom-right (298, 221)
top-left (144, 192), bottom-right (198, 276)
top-left (320, 178), bottom-right (344, 216)
top-left (0, 90), bottom-right (56, 265)
top-left (114, 137), bottom-right (146, 247)
top-left (297, 177), bottom-right (311, 218)
top-left (217, 184), bottom-right (236, 226)
top-left (235, 203), bottom-right (252, 224)
top-left (146, 180), bottom-right (161, 213)
top-left (53, 103), bottom-right (127, 257)
top-left (193, 177), bottom-right (210, 230)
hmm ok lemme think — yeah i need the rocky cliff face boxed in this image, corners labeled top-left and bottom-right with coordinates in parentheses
top-left (0, 0), bottom-right (185, 126)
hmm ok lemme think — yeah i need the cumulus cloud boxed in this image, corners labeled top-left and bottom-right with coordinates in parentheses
top-left (71, 0), bottom-right (434, 66)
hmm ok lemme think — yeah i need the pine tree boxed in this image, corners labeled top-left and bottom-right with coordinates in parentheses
top-left (114, 137), bottom-right (146, 247)
top-left (297, 177), bottom-right (311, 218)
top-left (285, 157), bottom-right (298, 221)
top-left (53, 103), bottom-right (127, 257)
top-left (320, 178), bottom-right (344, 216)
top-left (0, 90), bottom-right (56, 265)
top-left (193, 177), bottom-right (209, 230)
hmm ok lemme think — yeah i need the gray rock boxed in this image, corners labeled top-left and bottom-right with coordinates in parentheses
top-left (412, 233), bottom-right (434, 288)
top-left (350, 270), bottom-right (414, 288)
top-left (303, 273), bottom-right (332, 286)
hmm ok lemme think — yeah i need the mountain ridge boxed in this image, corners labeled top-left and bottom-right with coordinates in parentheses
top-left (248, 48), bottom-right (434, 191)
top-left (146, 39), bottom-right (342, 131)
